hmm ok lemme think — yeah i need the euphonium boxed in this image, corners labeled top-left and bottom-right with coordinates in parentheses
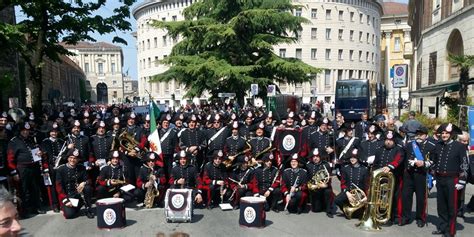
top-left (144, 172), bottom-right (159, 208)
top-left (356, 168), bottom-right (395, 231)
top-left (342, 183), bottom-right (367, 219)
top-left (307, 165), bottom-right (330, 191)
top-left (119, 131), bottom-right (147, 159)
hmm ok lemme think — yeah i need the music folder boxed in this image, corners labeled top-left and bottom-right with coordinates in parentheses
top-left (219, 203), bottom-right (233, 211)
top-left (120, 184), bottom-right (135, 192)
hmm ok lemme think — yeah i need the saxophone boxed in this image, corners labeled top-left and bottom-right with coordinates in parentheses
top-left (342, 183), bottom-right (367, 219)
top-left (144, 170), bottom-right (159, 208)
top-left (307, 165), bottom-right (330, 191)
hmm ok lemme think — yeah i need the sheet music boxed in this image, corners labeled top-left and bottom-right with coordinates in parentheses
top-left (43, 175), bottom-right (52, 186)
top-left (69, 198), bottom-right (79, 207)
top-left (219, 203), bottom-right (233, 211)
top-left (31, 148), bottom-right (41, 162)
top-left (120, 184), bottom-right (135, 192)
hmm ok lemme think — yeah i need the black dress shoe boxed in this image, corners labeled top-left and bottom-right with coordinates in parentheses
top-left (53, 207), bottom-right (60, 213)
top-left (35, 209), bottom-right (46, 214)
top-left (381, 220), bottom-right (393, 227)
top-left (416, 220), bottom-right (425, 228)
top-left (86, 210), bottom-right (95, 219)
top-left (272, 208), bottom-right (280, 213)
top-left (398, 219), bottom-right (409, 226)
top-left (326, 213), bottom-right (334, 218)
top-left (297, 207), bottom-right (302, 215)
top-left (432, 230), bottom-right (444, 235)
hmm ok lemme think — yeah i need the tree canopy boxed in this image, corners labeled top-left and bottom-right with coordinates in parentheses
top-left (0, 0), bottom-right (135, 114)
top-left (151, 0), bottom-right (321, 105)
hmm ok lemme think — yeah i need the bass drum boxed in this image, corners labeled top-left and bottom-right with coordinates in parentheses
top-left (164, 189), bottom-right (193, 223)
top-left (96, 198), bottom-right (126, 229)
top-left (239, 196), bottom-right (266, 228)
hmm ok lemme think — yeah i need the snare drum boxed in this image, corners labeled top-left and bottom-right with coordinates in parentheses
top-left (165, 189), bottom-right (193, 223)
top-left (96, 198), bottom-right (126, 229)
top-left (239, 196), bottom-right (266, 228)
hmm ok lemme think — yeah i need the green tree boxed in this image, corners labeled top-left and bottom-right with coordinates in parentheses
top-left (0, 0), bottom-right (135, 115)
top-left (447, 54), bottom-right (474, 105)
top-left (151, 0), bottom-right (321, 106)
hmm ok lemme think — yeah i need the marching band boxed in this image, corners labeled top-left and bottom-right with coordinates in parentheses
top-left (0, 105), bottom-right (472, 236)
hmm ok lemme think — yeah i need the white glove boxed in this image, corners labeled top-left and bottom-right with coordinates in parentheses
top-left (367, 156), bottom-right (375, 165)
top-left (455, 184), bottom-right (464, 190)
top-left (408, 160), bottom-right (416, 167)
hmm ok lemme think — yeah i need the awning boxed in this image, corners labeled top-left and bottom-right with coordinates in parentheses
top-left (409, 81), bottom-right (460, 98)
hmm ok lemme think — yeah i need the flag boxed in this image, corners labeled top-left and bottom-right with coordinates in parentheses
top-left (148, 101), bottom-right (162, 158)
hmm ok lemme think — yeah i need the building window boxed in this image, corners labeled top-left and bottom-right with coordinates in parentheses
top-left (349, 50), bottom-right (354, 61)
top-left (366, 33), bottom-right (370, 44)
top-left (338, 29), bottom-right (343, 40)
top-left (154, 37), bottom-right (157, 48)
top-left (325, 70), bottom-right (331, 86)
top-left (162, 17), bottom-right (166, 21)
top-left (296, 30), bottom-right (302, 40)
top-left (147, 39), bottom-right (150, 49)
top-left (372, 34), bottom-right (375, 45)
top-left (111, 63), bottom-right (115, 74)
top-left (155, 56), bottom-right (159, 66)
top-left (394, 37), bottom-right (401, 51)
top-left (371, 52), bottom-right (374, 63)
top-left (338, 49), bottom-right (343, 60)
top-left (112, 80), bottom-right (117, 85)
top-left (325, 49), bottom-right (331, 60)
top-left (98, 63), bottom-right (103, 74)
top-left (366, 52), bottom-right (369, 62)
top-left (359, 31), bottom-right (363, 42)
top-left (172, 15), bottom-right (177, 21)
top-left (338, 70), bottom-right (343, 81)
top-left (367, 15), bottom-right (370, 25)
top-left (350, 11), bottom-right (354, 22)
top-left (350, 30), bottom-right (354, 41)
top-left (326, 9), bottom-right (331, 20)
top-left (295, 48), bottom-right (302, 60)
top-left (416, 60), bottom-right (422, 89)
top-left (360, 13), bottom-right (363, 23)
top-left (338, 10), bottom-right (344, 21)
top-left (162, 36), bottom-right (167, 46)
top-left (311, 48), bottom-right (317, 60)
top-left (311, 28), bottom-right (317, 39)
top-left (84, 63), bottom-right (89, 73)
top-left (311, 8), bottom-right (317, 18)
top-left (326, 28), bottom-right (331, 40)
top-left (295, 8), bottom-right (302, 17)
top-left (359, 51), bottom-right (363, 61)
top-left (84, 54), bottom-right (88, 57)
top-left (148, 58), bottom-right (151, 68)
top-left (279, 49), bottom-right (286, 58)
top-left (429, 52), bottom-right (437, 85)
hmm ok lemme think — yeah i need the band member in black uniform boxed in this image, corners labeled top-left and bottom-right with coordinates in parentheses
top-left (90, 121), bottom-right (112, 170)
top-left (158, 114), bottom-right (179, 179)
top-left (400, 126), bottom-right (435, 227)
top-left (281, 154), bottom-right (308, 214)
top-left (225, 122), bottom-right (249, 167)
top-left (169, 150), bottom-right (203, 205)
top-left (39, 123), bottom-right (64, 212)
top-left (335, 122), bottom-right (360, 165)
top-left (309, 117), bottom-right (334, 159)
top-left (335, 149), bottom-right (369, 219)
top-left (201, 150), bottom-right (228, 208)
top-left (55, 149), bottom-right (94, 219)
top-left (0, 113), bottom-right (12, 189)
top-left (67, 120), bottom-right (91, 166)
top-left (206, 114), bottom-right (230, 164)
top-left (7, 122), bottom-right (46, 217)
top-left (354, 113), bottom-right (369, 140)
top-left (306, 148), bottom-right (334, 217)
top-left (106, 117), bottom-right (122, 151)
top-left (239, 111), bottom-right (256, 140)
top-left (179, 115), bottom-right (206, 169)
top-left (251, 153), bottom-right (281, 212)
top-left (135, 152), bottom-right (166, 207)
top-left (249, 122), bottom-right (271, 162)
top-left (369, 130), bottom-right (404, 225)
top-left (228, 156), bottom-right (254, 209)
top-left (300, 111), bottom-right (319, 158)
top-left (80, 111), bottom-right (93, 138)
top-left (96, 150), bottom-right (134, 203)
top-left (431, 123), bottom-right (468, 237)
top-left (263, 111), bottom-right (276, 138)
top-left (358, 124), bottom-right (383, 166)
top-left (122, 112), bottom-right (143, 187)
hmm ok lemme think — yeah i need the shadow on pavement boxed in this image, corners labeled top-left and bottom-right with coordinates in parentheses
top-left (192, 214), bottom-right (204, 223)
top-left (126, 219), bottom-right (137, 227)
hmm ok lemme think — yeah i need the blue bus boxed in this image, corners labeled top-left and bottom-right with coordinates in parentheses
top-left (335, 79), bottom-right (386, 121)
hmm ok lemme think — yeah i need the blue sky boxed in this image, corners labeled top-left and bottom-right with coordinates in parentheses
top-left (16, 0), bottom-right (410, 81)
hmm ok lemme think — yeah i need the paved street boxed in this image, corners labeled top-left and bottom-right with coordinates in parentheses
top-left (20, 179), bottom-right (474, 237)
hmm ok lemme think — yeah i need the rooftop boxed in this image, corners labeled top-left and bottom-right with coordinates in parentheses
top-left (61, 41), bottom-right (121, 50)
top-left (383, 2), bottom-right (408, 16)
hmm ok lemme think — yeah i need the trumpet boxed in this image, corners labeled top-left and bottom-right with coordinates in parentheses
top-left (119, 131), bottom-right (147, 159)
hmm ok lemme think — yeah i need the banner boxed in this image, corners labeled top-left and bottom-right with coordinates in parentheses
top-left (274, 128), bottom-right (302, 156)
top-left (468, 106), bottom-right (474, 151)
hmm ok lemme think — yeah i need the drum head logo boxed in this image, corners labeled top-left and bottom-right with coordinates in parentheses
top-left (171, 193), bottom-right (185, 209)
top-left (244, 207), bottom-right (256, 224)
top-left (103, 208), bottom-right (117, 226)
top-left (282, 134), bottom-right (296, 151)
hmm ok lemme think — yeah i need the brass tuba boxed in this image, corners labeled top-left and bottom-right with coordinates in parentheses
top-left (342, 183), bottom-right (367, 219)
top-left (119, 131), bottom-right (146, 159)
top-left (144, 171), bottom-right (159, 208)
top-left (356, 168), bottom-right (395, 231)
top-left (307, 165), bottom-right (330, 191)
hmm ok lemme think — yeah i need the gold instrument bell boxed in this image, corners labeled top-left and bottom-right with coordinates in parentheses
top-left (307, 148), bottom-right (330, 191)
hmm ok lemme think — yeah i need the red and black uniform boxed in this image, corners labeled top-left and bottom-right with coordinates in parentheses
top-left (306, 160), bottom-right (334, 214)
top-left (159, 127), bottom-right (178, 178)
top-left (401, 140), bottom-right (436, 225)
top-left (205, 126), bottom-right (230, 163)
top-left (281, 167), bottom-right (308, 213)
top-left (358, 138), bottom-right (383, 166)
top-left (225, 135), bottom-right (248, 164)
top-left (122, 125), bottom-right (143, 186)
top-left (96, 162), bottom-right (133, 202)
top-left (55, 163), bottom-right (93, 219)
top-left (373, 143), bottom-right (404, 223)
top-left (432, 139), bottom-right (468, 236)
top-left (169, 163), bottom-right (202, 204)
top-left (201, 161), bottom-right (228, 207)
top-left (134, 164), bottom-right (166, 206)
top-left (248, 136), bottom-right (271, 161)
top-left (179, 128), bottom-right (206, 169)
top-left (334, 162), bottom-right (369, 217)
top-left (251, 166), bottom-right (281, 211)
top-left (40, 136), bottom-right (64, 210)
top-left (309, 130), bottom-right (334, 157)
top-left (228, 167), bottom-right (254, 207)
top-left (67, 134), bottom-right (90, 164)
top-left (7, 135), bottom-right (43, 215)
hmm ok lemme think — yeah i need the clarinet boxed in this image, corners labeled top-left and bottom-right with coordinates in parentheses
top-left (284, 176), bottom-right (299, 213)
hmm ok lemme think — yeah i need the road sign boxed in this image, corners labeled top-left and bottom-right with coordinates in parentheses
top-left (218, 93), bottom-right (236, 98)
top-left (267, 85), bottom-right (276, 96)
top-left (393, 64), bottom-right (408, 88)
top-left (251, 84), bottom-right (259, 96)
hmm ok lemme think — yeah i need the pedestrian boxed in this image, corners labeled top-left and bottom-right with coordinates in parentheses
top-left (330, 102), bottom-right (335, 117)
top-left (0, 187), bottom-right (21, 237)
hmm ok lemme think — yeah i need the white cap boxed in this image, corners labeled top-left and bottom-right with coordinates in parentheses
top-left (129, 112), bottom-right (136, 119)
top-left (113, 117), bottom-right (120, 124)
top-left (84, 111), bottom-right (89, 118)
top-left (288, 111), bottom-right (294, 118)
top-left (179, 150), bottom-right (186, 158)
top-left (232, 121), bottom-right (239, 129)
top-left (312, 148), bottom-right (319, 156)
top-left (59, 112), bottom-right (64, 118)
top-left (145, 114), bottom-right (150, 121)
top-left (99, 121), bottom-right (106, 128)
top-left (112, 151), bottom-right (120, 158)
top-left (73, 120), bottom-right (80, 127)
